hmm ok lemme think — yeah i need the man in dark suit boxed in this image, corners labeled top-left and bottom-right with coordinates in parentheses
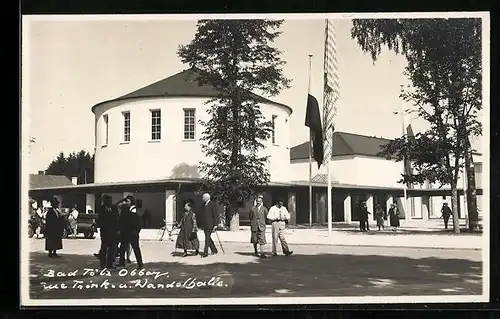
top-left (358, 201), bottom-right (371, 232)
top-left (201, 193), bottom-right (219, 258)
top-left (117, 196), bottom-right (144, 269)
top-left (249, 195), bottom-right (268, 258)
top-left (97, 195), bottom-right (120, 269)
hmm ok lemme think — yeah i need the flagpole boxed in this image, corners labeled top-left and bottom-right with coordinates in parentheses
top-left (400, 84), bottom-right (409, 224)
top-left (308, 54), bottom-right (313, 227)
top-left (327, 129), bottom-right (332, 236)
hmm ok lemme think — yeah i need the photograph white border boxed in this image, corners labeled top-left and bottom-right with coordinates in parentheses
top-left (20, 11), bottom-right (491, 306)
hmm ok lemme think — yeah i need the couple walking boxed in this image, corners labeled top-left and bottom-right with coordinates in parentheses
top-left (250, 196), bottom-right (293, 258)
top-left (175, 193), bottom-right (220, 258)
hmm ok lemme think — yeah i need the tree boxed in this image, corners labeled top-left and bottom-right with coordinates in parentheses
top-left (46, 150), bottom-right (95, 184)
top-left (178, 20), bottom-right (291, 231)
top-left (351, 18), bottom-right (482, 233)
top-left (171, 163), bottom-right (201, 179)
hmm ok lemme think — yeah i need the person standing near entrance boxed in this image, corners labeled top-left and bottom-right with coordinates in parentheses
top-left (388, 204), bottom-right (400, 231)
top-left (267, 199), bottom-right (293, 256)
top-left (358, 201), bottom-right (371, 232)
top-left (45, 197), bottom-right (64, 258)
top-left (375, 204), bottom-right (385, 231)
top-left (441, 202), bottom-right (452, 230)
top-left (69, 205), bottom-right (79, 238)
top-left (118, 196), bottom-right (144, 269)
top-left (201, 193), bottom-right (219, 258)
top-left (249, 195), bottom-right (268, 258)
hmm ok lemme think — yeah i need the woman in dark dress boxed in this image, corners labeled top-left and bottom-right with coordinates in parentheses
top-left (175, 200), bottom-right (199, 257)
top-left (388, 204), bottom-right (400, 231)
top-left (45, 197), bottom-right (64, 257)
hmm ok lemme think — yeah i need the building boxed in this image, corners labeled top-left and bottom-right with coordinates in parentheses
top-left (28, 68), bottom-right (484, 228)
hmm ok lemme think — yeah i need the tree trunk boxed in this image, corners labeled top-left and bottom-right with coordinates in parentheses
top-left (229, 204), bottom-right (240, 232)
top-left (450, 183), bottom-right (461, 234)
top-left (465, 140), bottom-right (479, 231)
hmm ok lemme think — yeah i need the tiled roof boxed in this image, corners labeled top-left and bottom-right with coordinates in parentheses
top-left (92, 68), bottom-right (292, 114)
top-left (290, 131), bottom-right (392, 161)
top-left (29, 174), bottom-right (73, 189)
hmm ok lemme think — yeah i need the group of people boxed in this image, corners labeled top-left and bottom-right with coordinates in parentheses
top-left (248, 196), bottom-right (294, 258)
top-left (94, 195), bottom-right (143, 270)
top-left (168, 193), bottom-right (294, 259)
top-left (36, 192), bottom-right (296, 269)
top-left (357, 201), bottom-right (455, 232)
top-left (357, 201), bottom-right (401, 232)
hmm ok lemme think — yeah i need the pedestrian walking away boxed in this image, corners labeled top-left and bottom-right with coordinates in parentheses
top-left (45, 197), bottom-right (64, 258)
top-left (249, 195), bottom-right (268, 258)
top-left (117, 196), bottom-right (144, 269)
top-left (200, 193), bottom-right (219, 258)
top-left (388, 204), bottom-right (400, 231)
top-left (441, 202), bottom-right (452, 230)
top-left (266, 199), bottom-right (293, 256)
top-left (175, 199), bottom-right (200, 257)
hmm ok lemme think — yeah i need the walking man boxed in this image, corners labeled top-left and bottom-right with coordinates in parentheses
top-left (441, 202), bottom-right (452, 230)
top-left (118, 196), bottom-right (144, 269)
top-left (201, 193), bottom-right (219, 258)
top-left (267, 199), bottom-right (293, 256)
top-left (249, 195), bottom-right (268, 258)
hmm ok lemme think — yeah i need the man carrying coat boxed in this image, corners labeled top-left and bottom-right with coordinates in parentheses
top-left (249, 195), bottom-right (268, 258)
top-left (201, 193), bottom-right (219, 258)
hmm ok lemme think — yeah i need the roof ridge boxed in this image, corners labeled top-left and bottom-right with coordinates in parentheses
top-left (91, 67), bottom-right (292, 114)
top-left (336, 132), bottom-right (355, 154)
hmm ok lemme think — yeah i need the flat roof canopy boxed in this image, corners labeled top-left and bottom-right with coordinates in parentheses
top-left (28, 178), bottom-right (480, 197)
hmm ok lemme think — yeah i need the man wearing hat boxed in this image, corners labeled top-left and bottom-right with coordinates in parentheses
top-left (266, 199), bottom-right (293, 256)
top-left (441, 202), bottom-right (452, 230)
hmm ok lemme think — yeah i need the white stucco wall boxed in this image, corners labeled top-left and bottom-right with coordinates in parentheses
top-left (291, 153), bottom-right (484, 190)
top-left (290, 155), bottom-right (405, 188)
top-left (93, 97), bottom-right (291, 183)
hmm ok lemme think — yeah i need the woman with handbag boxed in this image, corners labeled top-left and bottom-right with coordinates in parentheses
top-left (175, 199), bottom-right (200, 257)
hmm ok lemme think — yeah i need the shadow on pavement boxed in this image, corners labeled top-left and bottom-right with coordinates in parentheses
top-left (310, 227), bottom-right (482, 236)
top-left (29, 248), bottom-right (482, 300)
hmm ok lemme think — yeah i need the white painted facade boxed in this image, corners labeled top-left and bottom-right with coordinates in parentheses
top-left (93, 97), bottom-right (292, 184)
top-left (290, 155), bottom-right (406, 188)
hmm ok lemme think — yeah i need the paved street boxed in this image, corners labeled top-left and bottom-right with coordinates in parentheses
top-left (27, 238), bottom-right (482, 299)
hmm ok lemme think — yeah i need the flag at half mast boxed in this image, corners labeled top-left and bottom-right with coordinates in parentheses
top-left (323, 19), bottom-right (340, 163)
top-left (305, 94), bottom-right (324, 168)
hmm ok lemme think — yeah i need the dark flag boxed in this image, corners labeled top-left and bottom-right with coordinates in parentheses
top-left (305, 94), bottom-right (324, 168)
top-left (404, 124), bottom-right (415, 188)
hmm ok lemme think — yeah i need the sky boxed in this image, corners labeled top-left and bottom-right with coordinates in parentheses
top-left (23, 16), bottom-right (444, 173)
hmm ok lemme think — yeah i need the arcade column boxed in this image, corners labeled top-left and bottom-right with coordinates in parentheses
top-left (287, 192), bottom-right (297, 226)
top-left (344, 193), bottom-right (352, 223)
top-left (165, 190), bottom-right (176, 226)
top-left (85, 193), bottom-right (95, 214)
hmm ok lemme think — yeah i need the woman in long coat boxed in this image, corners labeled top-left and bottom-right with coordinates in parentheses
top-left (388, 204), bottom-right (400, 231)
top-left (375, 204), bottom-right (385, 231)
top-left (175, 200), bottom-right (200, 257)
top-left (45, 197), bottom-right (64, 257)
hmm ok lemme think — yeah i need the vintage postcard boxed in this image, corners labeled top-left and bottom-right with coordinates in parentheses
top-left (21, 12), bottom-right (490, 306)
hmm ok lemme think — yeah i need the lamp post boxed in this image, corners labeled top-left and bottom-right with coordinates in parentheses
top-left (393, 85), bottom-right (410, 223)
